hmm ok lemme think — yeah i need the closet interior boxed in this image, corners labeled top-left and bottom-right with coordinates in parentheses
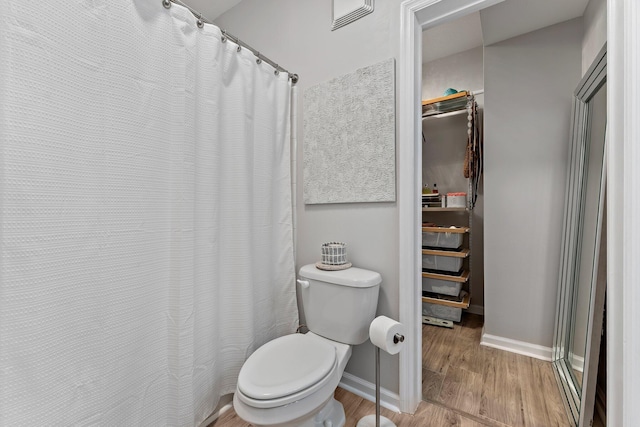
top-left (420, 90), bottom-right (483, 328)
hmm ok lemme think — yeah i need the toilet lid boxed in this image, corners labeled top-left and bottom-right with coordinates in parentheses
top-left (238, 334), bottom-right (337, 401)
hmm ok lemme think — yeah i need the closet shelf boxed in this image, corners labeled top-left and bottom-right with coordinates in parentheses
top-left (421, 89), bottom-right (481, 324)
top-left (422, 270), bottom-right (470, 283)
top-left (422, 91), bottom-right (470, 118)
top-left (422, 91), bottom-right (469, 106)
top-left (422, 207), bottom-right (468, 212)
top-left (422, 248), bottom-right (470, 258)
top-left (421, 292), bottom-right (470, 309)
top-left (422, 226), bottom-right (469, 234)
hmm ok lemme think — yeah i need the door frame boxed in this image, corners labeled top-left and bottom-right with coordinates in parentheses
top-left (606, 1), bottom-right (640, 425)
top-left (397, 0), bottom-right (504, 413)
top-left (398, 0), bottom-right (640, 423)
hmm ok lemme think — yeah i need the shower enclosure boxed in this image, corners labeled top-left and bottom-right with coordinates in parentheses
top-left (0, 1), bottom-right (298, 424)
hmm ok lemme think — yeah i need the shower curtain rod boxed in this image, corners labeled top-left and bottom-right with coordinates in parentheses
top-left (163, 0), bottom-right (298, 84)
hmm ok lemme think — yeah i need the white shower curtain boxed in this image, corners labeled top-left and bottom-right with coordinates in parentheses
top-left (0, 1), bottom-right (298, 425)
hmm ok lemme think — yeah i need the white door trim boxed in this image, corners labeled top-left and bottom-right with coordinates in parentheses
top-left (399, 0), bottom-right (640, 421)
top-left (397, 0), bottom-right (504, 413)
top-left (607, 1), bottom-right (640, 425)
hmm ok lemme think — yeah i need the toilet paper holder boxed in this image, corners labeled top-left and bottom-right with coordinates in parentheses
top-left (393, 333), bottom-right (404, 344)
top-left (358, 319), bottom-right (405, 427)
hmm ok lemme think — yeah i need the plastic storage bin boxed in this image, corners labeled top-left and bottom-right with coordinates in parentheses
top-left (422, 254), bottom-right (463, 273)
top-left (422, 277), bottom-right (463, 296)
top-left (422, 302), bottom-right (462, 322)
top-left (422, 231), bottom-right (463, 249)
top-left (446, 192), bottom-right (467, 208)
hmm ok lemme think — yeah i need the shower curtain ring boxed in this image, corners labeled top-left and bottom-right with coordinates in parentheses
top-left (237, 40), bottom-right (242, 52)
top-left (256, 52), bottom-right (262, 64)
top-left (221, 30), bottom-right (227, 42)
top-left (162, 0), bottom-right (171, 9)
top-left (196, 14), bottom-right (204, 28)
top-left (274, 64), bottom-right (280, 76)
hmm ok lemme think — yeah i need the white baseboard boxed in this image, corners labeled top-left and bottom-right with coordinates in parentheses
top-left (198, 395), bottom-right (234, 427)
top-left (339, 372), bottom-right (401, 414)
top-left (571, 354), bottom-right (584, 373)
top-left (467, 304), bottom-right (484, 316)
top-left (481, 328), bottom-right (552, 361)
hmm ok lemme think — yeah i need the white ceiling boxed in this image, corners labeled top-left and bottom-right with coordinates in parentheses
top-left (423, 0), bottom-right (590, 63)
top-left (422, 12), bottom-right (484, 63)
top-left (480, 0), bottom-right (590, 45)
top-left (182, 0), bottom-right (242, 20)
top-left (178, 0), bottom-right (590, 65)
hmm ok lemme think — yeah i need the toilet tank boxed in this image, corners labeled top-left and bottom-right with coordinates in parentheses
top-left (298, 264), bottom-right (381, 345)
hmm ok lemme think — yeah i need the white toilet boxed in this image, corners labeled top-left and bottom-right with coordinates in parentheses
top-left (233, 264), bottom-right (381, 427)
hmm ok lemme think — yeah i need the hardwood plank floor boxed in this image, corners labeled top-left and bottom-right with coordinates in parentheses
top-left (209, 387), bottom-right (494, 426)
top-left (208, 313), bottom-right (572, 427)
top-left (422, 313), bottom-right (572, 427)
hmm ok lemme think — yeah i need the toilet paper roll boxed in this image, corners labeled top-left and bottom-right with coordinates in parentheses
top-left (369, 316), bottom-right (405, 355)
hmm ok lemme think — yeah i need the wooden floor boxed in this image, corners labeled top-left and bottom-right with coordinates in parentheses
top-left (422, 313), bottom-right (571, 427)
top-left (209, 313), bottom-right (572, 427)
top-left (210, 387), bottom-right (496, 426)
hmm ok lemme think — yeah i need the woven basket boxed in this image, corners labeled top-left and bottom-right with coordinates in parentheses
top-left (321, 242), bottom-right (347, 265)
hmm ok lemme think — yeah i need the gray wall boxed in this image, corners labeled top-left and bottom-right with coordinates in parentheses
top-left (483, 18), bottom-right (582, 348)
top-left (216, 1), bottom-right (587, 396)
top-left (582, 0), bottom-right (606, 74)
top-left (215, 0), bottom-right (404, 393)
top-left (422, 46), bottom-right (485, 311)
top-left (422, 46), bottom-right (484, 101)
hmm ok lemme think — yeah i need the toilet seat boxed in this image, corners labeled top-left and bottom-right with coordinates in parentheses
top-left (236, 334), bottom-right (337, 409)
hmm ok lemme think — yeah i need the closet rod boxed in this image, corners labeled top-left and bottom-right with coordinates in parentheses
top-left (162, 0), bottom-right (298, 84)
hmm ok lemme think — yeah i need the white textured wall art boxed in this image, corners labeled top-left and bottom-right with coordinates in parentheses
top-left (303, 58), bottom-right (396, 204)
